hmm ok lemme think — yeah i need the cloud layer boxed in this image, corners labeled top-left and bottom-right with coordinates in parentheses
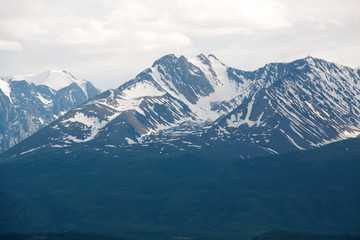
top-left (0, 0), bottom-right (359, 89)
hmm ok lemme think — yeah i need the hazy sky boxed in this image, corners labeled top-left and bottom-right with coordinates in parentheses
top-left (0, 0), bottom-right (359, 90)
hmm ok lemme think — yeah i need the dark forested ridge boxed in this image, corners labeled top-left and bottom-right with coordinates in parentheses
top-left (0, 138), bottom-right (359, 240)
top-left (251, 230), bottom-right (360, 240)
top-left (0, 230), bottom-right (359, 240)
top-left (0, 232), bottom-right (122, 240)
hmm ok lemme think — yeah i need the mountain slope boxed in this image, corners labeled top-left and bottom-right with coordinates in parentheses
top-left (0, 137), bottom-right (359, 239)
top-left (206, 56), bottom-right (360, 156)
top-left (0, 70), bottom-right (100, 153)
top-left (2, 55), bottom-right (360, 159)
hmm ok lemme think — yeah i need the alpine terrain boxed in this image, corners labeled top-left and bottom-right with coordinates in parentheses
top-left (0, 70), bottom-right (100, 153)
top-left (4, 54), bottom-right (360, 159)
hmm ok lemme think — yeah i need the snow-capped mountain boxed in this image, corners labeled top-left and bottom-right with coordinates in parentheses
top-left (205, 56), bottom-right (360, 156)
top-left (0, 70), bottom-right (100, 152)
top-left (16, 54), bottom-right (258, 148)
top-left (3, 55), bottom-right (360, 159)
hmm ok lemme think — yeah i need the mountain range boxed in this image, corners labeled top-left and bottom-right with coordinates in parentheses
top-left (3, 54), bottom-right (360, 159)
top-left (0, 70), bottom-right (100, 153)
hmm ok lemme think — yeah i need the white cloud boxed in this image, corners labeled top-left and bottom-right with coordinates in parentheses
top-left (0, 0), bottom-right (359, 90)
top-left (133, 32), bottom-right (192, 51)
top-left (55, 19), bottom-right (119, 45)
top-left (103, 0), bottom-right (292, 38)
top-left (0, 39), bottom-right (22, 51)
top-left (0, 19), bottom-right (47, 40)
top-left (0, 0), bottom-right (293, 50)
top-left (0, 0), bottom-right (47, 18)
top-left (286, 0), bottom-right (360, 27)
top-left (175, 0), bottom-right (292, 32)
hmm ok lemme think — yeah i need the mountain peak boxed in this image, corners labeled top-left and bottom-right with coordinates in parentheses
top-left (304, 55), bottom-right (317, 64)
top-left (152, 54), bottom-right (180, 67)
top-left (9, 70), bottom-right (87, 91)
top-left (208, 54), bottom-right (219, 60)
top-left (190, 54), bottom-right (226, 71)
top-left (196, 53), bottom-right (212, 66)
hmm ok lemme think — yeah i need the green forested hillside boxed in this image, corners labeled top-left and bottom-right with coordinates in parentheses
top-left (0, 138), bottom-right (359, 240)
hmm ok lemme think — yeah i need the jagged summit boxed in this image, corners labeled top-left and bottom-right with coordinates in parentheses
top-left (151, 54), bottom-right (180, 67)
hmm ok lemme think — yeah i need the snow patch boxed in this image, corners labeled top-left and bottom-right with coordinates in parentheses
top-left (105, 145), bottom-right (116, 148)
top-left (340, 129), bottom-right (360, 139)
top-left (50, 144), bottom-right (68, 148)
top-left (226, 96), bottom-right (264, 128)
top-left (122, 80), bottom-right (165, 99)
top-left (280, 129), bottom-right (305, 150)
top-left (266, 148), bottom-right (279, 154)
top-left (37, 93), bottom-right (52, 105)
top-left (125, 137), bottom-right (136, 144)
top-left (0, 78), bottom-right (12, 103)
top-left (20, 147), bottom-right (41, 155)
top-left (62, 112), bottom-right (110, 142)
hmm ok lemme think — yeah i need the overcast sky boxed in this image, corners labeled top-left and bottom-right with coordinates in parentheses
top-left (0, 0), bottom-right (359, 90)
